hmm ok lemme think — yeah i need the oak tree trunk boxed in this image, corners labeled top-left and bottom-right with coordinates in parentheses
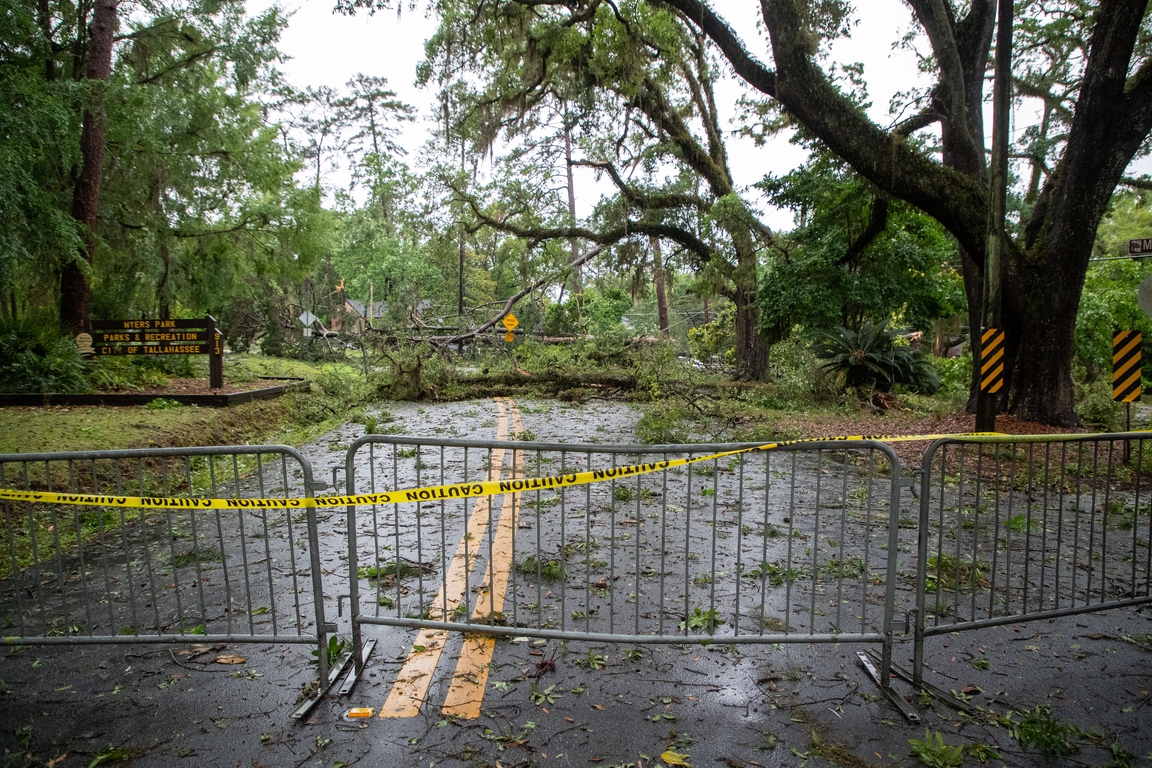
top-left (61, 0), bottom-right (117, 331)
top-left (733, 284), bottom-right (768, 381)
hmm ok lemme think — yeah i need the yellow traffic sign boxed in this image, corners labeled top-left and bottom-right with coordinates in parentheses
top-left (502, 313), bottom-right (519, 331)
top-left (504, 331), bottom-right (515, 343)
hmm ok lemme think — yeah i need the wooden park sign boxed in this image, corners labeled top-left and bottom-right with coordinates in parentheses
top-left (75, 315), bottom-right (224, 389)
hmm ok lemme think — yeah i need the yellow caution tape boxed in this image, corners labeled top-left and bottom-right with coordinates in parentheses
top-left (0, 431), bottom-right (1010, 510)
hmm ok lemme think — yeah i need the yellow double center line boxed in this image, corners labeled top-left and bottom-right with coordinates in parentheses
top-left (380, 396), bottom-right (524, 719)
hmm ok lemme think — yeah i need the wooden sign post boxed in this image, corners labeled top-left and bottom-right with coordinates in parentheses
top-left (78, 315), bottom-right (224, 389)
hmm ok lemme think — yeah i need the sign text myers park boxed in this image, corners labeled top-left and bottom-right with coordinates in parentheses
top-left (76, 315), bottom-right (224, 389)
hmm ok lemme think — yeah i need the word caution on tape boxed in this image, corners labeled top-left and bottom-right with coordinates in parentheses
top-left (5, 431), bottom-right (1145, 511)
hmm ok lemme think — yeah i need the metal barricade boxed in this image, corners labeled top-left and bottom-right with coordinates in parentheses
top-left (0, 445), bottom-right (330, 684)
top-left (344, 436), bottom-right (907, 690)
top-left (912, 433), bottom-right (1152, 684)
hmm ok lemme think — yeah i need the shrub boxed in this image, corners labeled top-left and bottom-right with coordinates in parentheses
top-left (768, 337), bottom-right (833, 407)
top-left (930, 351), bottom-right (972, 405)
top-left (0, 315), bottom-right (90, 394)
top-left (1077, 378), bottom-right (1120, 431)
top-left (813, 320), bottom-right (940, 395)
top-left (687, 301), bottom-right (736, 370)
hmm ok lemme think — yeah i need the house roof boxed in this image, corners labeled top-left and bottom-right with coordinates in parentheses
top-left (345, 299), bottom-right (388, 318)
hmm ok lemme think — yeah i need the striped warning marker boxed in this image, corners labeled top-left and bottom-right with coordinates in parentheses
top-left (1113, 330), bottom-right (1142, 403)
top-left (979, 328), bottom-right (1005, 394)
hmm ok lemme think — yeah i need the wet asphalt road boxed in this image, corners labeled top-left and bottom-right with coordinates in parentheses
top-left (2, 397), bottom-right (1151, 768)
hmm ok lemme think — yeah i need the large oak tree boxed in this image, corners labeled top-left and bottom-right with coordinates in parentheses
top-left (344, 0), bottom-right (1151, 422)
top-left (657, 0), bottom-right (1152, 424)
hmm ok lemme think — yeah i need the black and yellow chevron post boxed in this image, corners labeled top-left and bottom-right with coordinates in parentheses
top-left (979, 328), bottom-right (1006, 394)
top-left (1112, 330), bottom-right (1142, 403)
top-left (1113, 330), bottom-right (1142, 456)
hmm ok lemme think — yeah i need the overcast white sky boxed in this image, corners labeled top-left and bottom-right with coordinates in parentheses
top-left (251, 0), bottom-right (1149, 231)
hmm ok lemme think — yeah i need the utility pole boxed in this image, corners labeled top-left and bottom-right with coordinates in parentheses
top-left (977, 0), bottom-right (1012, 432)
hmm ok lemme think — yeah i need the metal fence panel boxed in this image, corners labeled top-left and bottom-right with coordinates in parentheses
top-left (0, 445), bottom-right (329, 679)
top-left (344, 437), bottom-right (905, 663)
top-left (913, 434), bottom-right (1152, 681)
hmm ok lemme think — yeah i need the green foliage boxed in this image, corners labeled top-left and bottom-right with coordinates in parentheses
top-left (529, 682), bottom-right (562, 705)
top-left (311, 635), bottom-right (348, 668)
top-left (1075, 192), bottom-right (1152, 379)
top-left (1077, 378), bottom-right (1122, 431)
top-left (88, 354), bottom-right (195, 391)
top-left (965, 742), bottom-right (1000, 763)
top-left (924, 553), bottom-right (986, 593)
top-left (0, 4), bottom-right (82, 303)
top-left (679, 606), bottom-right (723, 632)
top-left (314, 366), bottom-right (369, 408)
top-left (635, 402), bottom-right (691, 444)
top-left (357, 559), bottom-right (428, 581)
top-left (757, 152), bottom-right (964, 342)
top-left (768, 338), bottom-right (835, 407)
top-left (545, 287), bottom-right (633, 338)
top-left (332, 164), bottom-right (441, 324)
top-left (813, 320), bottom-right (940, 395)
top-left (1010, 703), bottom-right (1081, 758)
top-left (0, 315), bottom-right (89, 394)
top-left (93, 2), bottom-right (334, 322)
top-left (517, 555), bottom-right (568, 581)
top-left (372, 347), bottom-right (455, 401)
top-left (908, 729), bottom-right (964, 768)
top-left (930, 352), bottom-right (973, 405)
top-left (744, 560), bottom-right (810, 586)
top-left (687, 302), bottom-right (737, 369)
top-left (88, 746), bottom-right (139, 767)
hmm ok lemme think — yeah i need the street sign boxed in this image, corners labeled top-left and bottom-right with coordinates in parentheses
top-left (298, 310), bottom-right (317, 327)
top-left (1112, 330), bottom-right (1142, 402)
top-left (502, 313), bottom-right (519, 331)
top-left (81, 316), bottom-right (224, 388)
top-left (1139, 276), bottom-right (1152, 318)
top-left (1130, 238), bottom-right (1152, 255)
top-left (979, 328), bottom-right (1005, 394)
top-left (504, 331), bottom-right (515, 343)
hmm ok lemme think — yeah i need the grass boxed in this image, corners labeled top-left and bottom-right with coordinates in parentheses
top-left (0, 356), bottom-right (357, 457)
top-left (0, 355), bottom-right (372, 580)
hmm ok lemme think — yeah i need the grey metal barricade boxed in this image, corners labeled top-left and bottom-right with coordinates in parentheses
top-left (344, 435), bottom-right (908, 694)
top-left (0, 445), bottom-right (331, 684)
top-left (912, 433), bottom-right (1152, 684)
